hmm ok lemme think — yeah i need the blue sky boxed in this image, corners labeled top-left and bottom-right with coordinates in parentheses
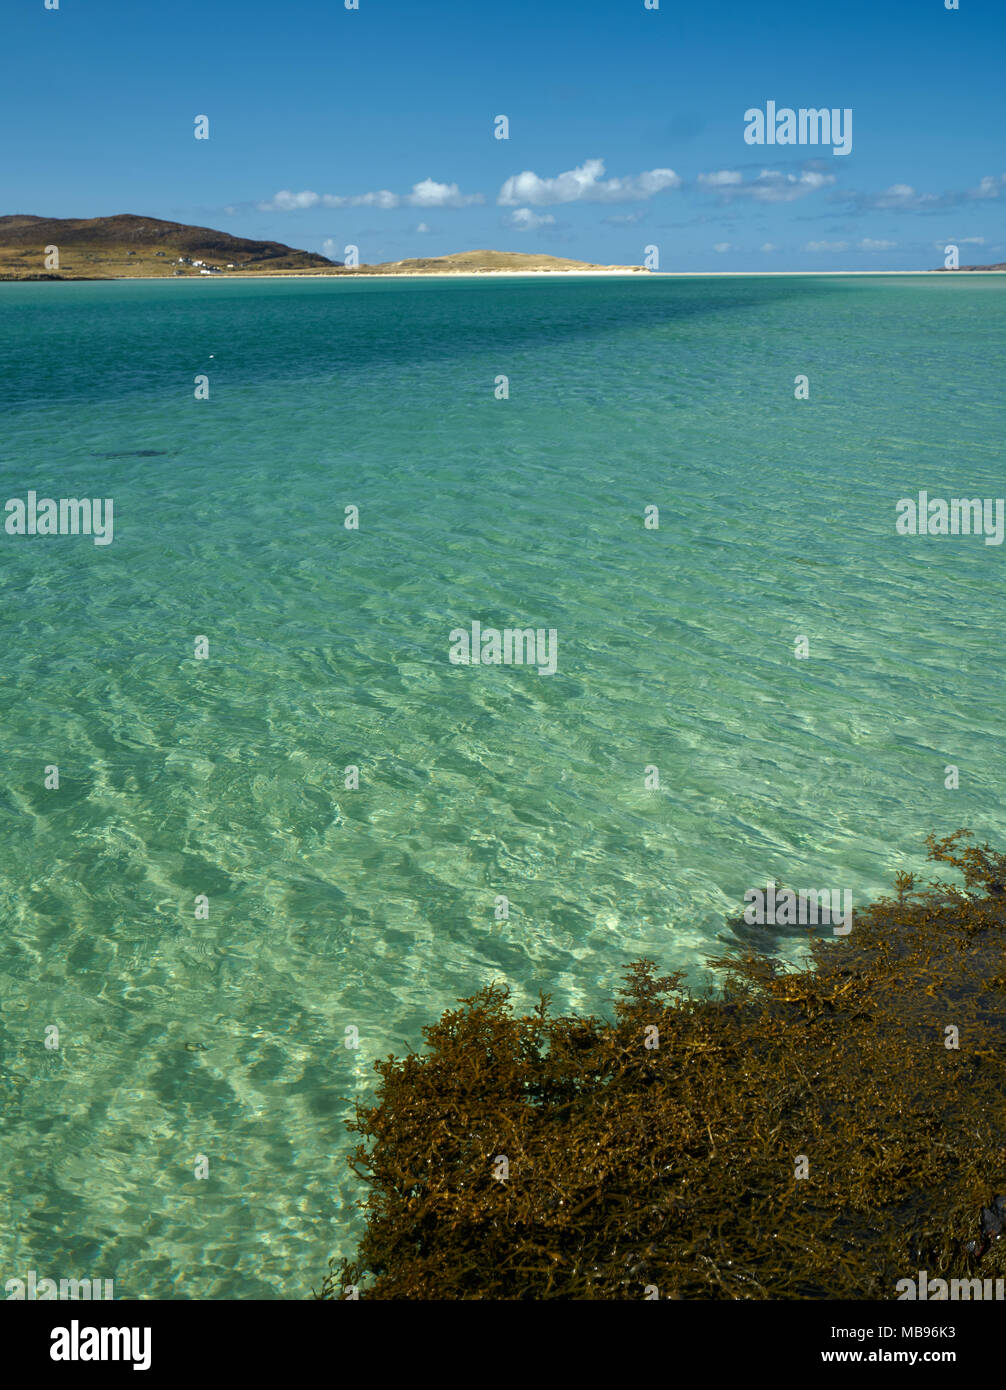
top-left (4, 0), bottom-right (1004, 270)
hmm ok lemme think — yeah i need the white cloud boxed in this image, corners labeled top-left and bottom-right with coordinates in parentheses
top-left (321, 238), bottom-right (341, 261)
top-left (406, 178), bottom-right (482, 208)
top-left (498, 158), bottom-right (680, 206)
top-left (341, 189), bottom-right (400, 208)
top-left (257, 188), bottom-right (396, 211)
top-left (602, 210), bottom-right (646, 225)
top-left (262, 190), bottom-right (323, 211)
top-left (699, 170), bottom-right (743, 188)
top-left (699, 168), bottom-right (835, 203)
top-left (258, 180), bottom-right (482, 212)
top-left (804, 240), bottom-right (850, 252)
top-left (713, 242), bottom-right (731, 253)
top-left (858, 238), bottom-right (896, 251)
top-left (882, 185), bottom-right (934, 209)
top-left (847, 175), bottom-right (1005, 214)
top-left (415, 222), bottom-right (430, 233)
top-left (959, 236), bottom-right (986, 245)
top-left (506, 208), bottom-right (556, 231)
top-left (760, 242), bottom-right (778, 252)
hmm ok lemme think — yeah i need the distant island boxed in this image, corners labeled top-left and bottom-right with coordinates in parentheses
top-left (340, 249), bottom-right (647, 276)
top-left (0, 214), bottom-right (333, 278)
top-left (0, 215), bottom-right (646, 280)
top-left (933, 261), bottom-right (1006, 272)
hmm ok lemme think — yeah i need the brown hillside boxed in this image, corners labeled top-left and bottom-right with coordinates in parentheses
top-left (0, 213), bottom-right (335, 278)
top-left (934, 261), bottom-right (1006, 272)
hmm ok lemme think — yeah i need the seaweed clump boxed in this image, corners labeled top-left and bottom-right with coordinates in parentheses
top-left (320, 831), bottom-right (1006, 1299)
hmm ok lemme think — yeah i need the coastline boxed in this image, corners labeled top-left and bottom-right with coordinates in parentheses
top-left (7, 268), bottom-right (1004, 283)
top-left (213, 268), bottom-right (993, 279)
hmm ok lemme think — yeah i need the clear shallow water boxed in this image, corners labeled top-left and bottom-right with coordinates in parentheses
top-left (0, 274), bottom-right (1003, 1298)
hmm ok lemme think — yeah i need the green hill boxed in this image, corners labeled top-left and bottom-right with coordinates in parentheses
top-left (0, 213), bottom-right (336, 278)
top-left (934, 261), bottom-right (1006, 272)
top-left (0, 217), bottom-right (646, 280)
top-left (356, 249), bottom-right (646, 274)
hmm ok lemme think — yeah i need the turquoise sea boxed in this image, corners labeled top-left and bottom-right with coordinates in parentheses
top-left (1, 273), bottom-right (1004, 1298)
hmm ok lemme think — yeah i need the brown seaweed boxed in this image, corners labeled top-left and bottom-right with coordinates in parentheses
top-left (319, 830), bottom-right (1006, 1299)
